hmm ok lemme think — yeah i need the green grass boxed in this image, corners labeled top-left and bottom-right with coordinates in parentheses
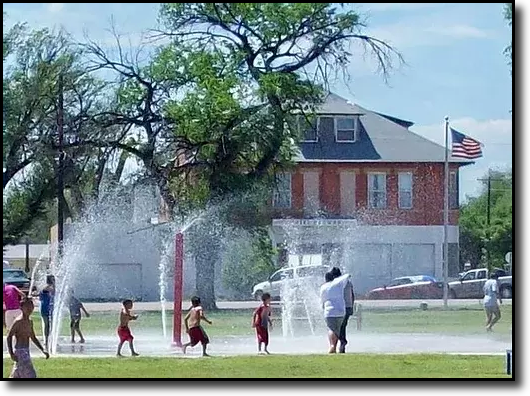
top-left (2, 354), bottom-right (512, 378)
top-left (3, 306), bottom-right (512, 340)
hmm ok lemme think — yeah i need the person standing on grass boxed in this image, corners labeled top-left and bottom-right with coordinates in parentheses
top-left (7, 298), bottom-right (50, 378)
top-left (330, 267), bottom-right (355, 353)
top-left (252, 292), bottom-right (273, 354)
top-left (3, 282), bottom-right (26, 331)
top-left (483, 273), bottom-right (502, 332)
top-left (320, 271), bottom-right (351, 354)
top-left (182, 296), bottom-right (212, 357)
top-left (117, 299), bottom-right (140, 357)
top-left (67, 289), bottom-right (90, 344)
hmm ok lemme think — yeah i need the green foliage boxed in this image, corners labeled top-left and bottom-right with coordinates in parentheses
top-left (3, 163), bottom-right (56, 246)
top-left (504, 3), bottom-right (512, 75)
top-left (459, 169), bottom-right (512, 270)
top-left (221, 229), bottom-right (277, 299)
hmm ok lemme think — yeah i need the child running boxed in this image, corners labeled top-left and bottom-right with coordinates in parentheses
top-left (182, 296), bottom-right (212, 357)
top-left (116, 299), bottom-right (139, 357)
top-left (67, 289), bottom-right (90, 344)
top-left (7, 298), bottom-right (50, 378)
top-left (252, 292), bottom-right (273, 354)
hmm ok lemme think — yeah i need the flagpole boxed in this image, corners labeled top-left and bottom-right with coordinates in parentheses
top-left (443, 116), bottom-right (450, 308)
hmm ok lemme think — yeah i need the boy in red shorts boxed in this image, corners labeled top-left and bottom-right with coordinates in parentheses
top-left (182, 296), bottom-right (212, 357)
top-left (252, 292), bottom-right (273, 354)
top-left (116, 299), bottom-right (139, 357)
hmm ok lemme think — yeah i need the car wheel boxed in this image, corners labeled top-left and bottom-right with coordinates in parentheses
top-left (254, 290), bottom-right (263, 301)
top-left (449, 289), bottom-right (457, 299)
top-left (500, 286), bottom-right (512, 299)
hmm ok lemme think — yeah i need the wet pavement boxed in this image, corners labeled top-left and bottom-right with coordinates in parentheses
top-left (3, 331), bottom-right (511, 358)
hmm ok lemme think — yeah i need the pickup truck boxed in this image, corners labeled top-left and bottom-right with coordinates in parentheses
top-left (448, 268), bottom-right (512, 299)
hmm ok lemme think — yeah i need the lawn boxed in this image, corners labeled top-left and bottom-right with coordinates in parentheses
top-left (2, 354), bottom-right (512, 379)
top-left (3, 305), bottom-right (512, 340)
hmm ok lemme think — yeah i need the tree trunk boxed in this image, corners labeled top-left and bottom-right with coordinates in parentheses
top-left (191, 225), bottom-right (218, 310)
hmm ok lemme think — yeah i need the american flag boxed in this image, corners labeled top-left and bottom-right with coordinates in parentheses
top-left (451, 128), bottom-right (483, 159)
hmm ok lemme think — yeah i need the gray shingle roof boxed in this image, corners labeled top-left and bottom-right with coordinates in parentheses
top-left (295, 93), bottom-right (474, 164)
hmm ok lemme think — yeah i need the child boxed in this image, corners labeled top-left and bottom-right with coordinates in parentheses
top-left (7, 298), bottom-right (50, 378)
top-left (182, 296), bottom-right (212, 357)
top-left (67, 289), bottom-right (90, 344)
top-left (252, 292), bottom-right (273, 354)
top-left (38, 275), bottom-right (55, 349)
top-left (116, 299), bottom-right (139, 357)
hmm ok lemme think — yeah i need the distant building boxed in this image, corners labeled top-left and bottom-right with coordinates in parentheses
top-left (269, 93), bottom-right (474, 294)
top-left (3, 244), bottom-right (51, 272)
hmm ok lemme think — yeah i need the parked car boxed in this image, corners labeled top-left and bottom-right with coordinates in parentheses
top-left (3, 268), bottom-right (31, 294)
top-left (252, 265), bottom-right (330, 300)
top-left (448, 268), bottom-right (512, 299)
top-left (365, 275), bottom-right (444, 300)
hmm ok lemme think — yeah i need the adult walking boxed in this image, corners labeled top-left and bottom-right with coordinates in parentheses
top-left (320, 271), bottom-right (351, 354)
top-left (483, 272), bottom-right (502, 332)
top-left (3, 282), bottom-right (26, 331)
top-left (330, 267), bottom-right (354, 353)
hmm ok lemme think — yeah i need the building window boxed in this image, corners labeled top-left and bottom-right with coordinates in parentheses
top-left (298, 116), bottom-right (318, 142)
top-left (273, 173), bottom-right (292, 208)
top-left (335, 117), bottom-right (357, 142)
top-left (398, 172), bottom-right (413, 209)
top-left (449, 171), bottom-right (458, 209)
top-left (368, 173), bottom-right (386, 209)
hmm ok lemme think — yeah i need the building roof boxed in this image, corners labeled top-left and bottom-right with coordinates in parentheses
top-left (295, 93), bottom-right (474, 164)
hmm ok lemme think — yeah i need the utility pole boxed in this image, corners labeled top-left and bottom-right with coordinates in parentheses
top-left (57, 74), bottom-right (65, 258)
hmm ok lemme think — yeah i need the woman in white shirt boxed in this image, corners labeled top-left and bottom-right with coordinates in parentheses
top-left (319, 271), bottom-right (351, 353)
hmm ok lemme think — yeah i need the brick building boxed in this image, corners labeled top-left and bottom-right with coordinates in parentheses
top-left (270, 93), bottom-right (473, 294)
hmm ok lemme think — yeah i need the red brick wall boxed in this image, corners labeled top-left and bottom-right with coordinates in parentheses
top-left (273, 162), bottom-right (461, 226)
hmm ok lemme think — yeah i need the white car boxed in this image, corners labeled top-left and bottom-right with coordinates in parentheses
top-left (252, 265), bottom-right (330, 300)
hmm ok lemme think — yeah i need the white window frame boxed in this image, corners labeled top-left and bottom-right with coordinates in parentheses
top-left (334, 116), bottom-right (357, 143)
top-left (272, 173), bottom-right (292, 209)
top-left (398, 172), bottom-right (413, 209)
top-left (367, 172), bottom-right (387, 209)
top-left (298, 115), bottom-right (319, 143)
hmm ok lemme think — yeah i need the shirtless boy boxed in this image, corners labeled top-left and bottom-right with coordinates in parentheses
top-left (7, 298), bottom-right (50, 378)
top-left (252, 292), bottom-right (273, 354)
top-left (116, 299), bottom-right (139, 357)
top-left (182, 296), bottom-right (212, 357)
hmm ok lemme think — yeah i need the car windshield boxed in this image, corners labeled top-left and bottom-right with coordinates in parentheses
top-left (388, 278), bottom-right (412, 287)
top-left (3, 270), bottom-right (26, 279)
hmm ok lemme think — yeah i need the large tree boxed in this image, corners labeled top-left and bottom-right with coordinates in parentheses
top-left (3, 18), bottom-right (123, 245)
top-left (154, 3), bottom-right (401, 308)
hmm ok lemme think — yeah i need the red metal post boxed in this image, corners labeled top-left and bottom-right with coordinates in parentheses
top-left (173, 232), bottom-right (184, 346)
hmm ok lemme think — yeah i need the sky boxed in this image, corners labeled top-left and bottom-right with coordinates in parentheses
top-left (3, 3), bottom-right (513, 201)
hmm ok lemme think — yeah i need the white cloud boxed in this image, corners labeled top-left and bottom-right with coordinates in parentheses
top-left (367, 21), bottom-right (490, 49)
top-left (412, 118), bottom-right (512, 200)
top-left (47, 3), bottom-right (64, 13)
top-left (427, 25), bottom-right (490, 39)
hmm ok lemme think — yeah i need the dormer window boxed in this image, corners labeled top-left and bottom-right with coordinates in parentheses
top-left (298, 115), bottom-right (319, 142)
top-left (335, 116), bottom-right (358, 142)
